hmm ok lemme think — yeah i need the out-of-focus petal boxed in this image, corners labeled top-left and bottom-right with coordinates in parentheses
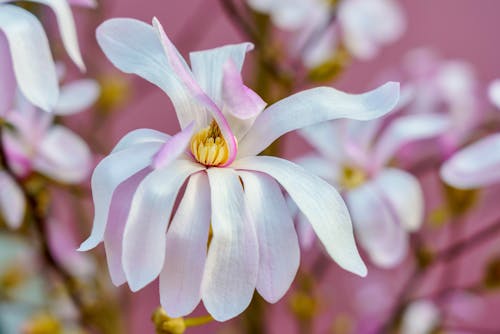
top-left (54, 79), bottom-right (100, 115)
top-left (401, 300), bottom-right (440, 334)
top-left (233, 156), bottom-right (367, 277)
top-left (347, 178), bottom-right (409, 268)
top-left (111, 129), bottom-right (170, 153)
top-left (67, 0), bottom-right (96, 8)
top-left (294, 154), bottom-right (339, 183)
top-left (151, 122), bottom-right (194, 169)
top-left (298, 121), bottom-right (346, 162)
top-left (441, 133), bottom-right (500, 189)
top-left (0, 35), bottom-right (15, 115)
top-left (160, 172), bottom-right (210, 317)
top-left (78, 142), bottom-right (164, 251)
top-left (0, 171), bottom-right (25, 229)
top-left (488, 79), bottom-right (500, 109)
top-left (0, 5), bottom-right (58, 112)
top-left (296, 213), bottom-right (316, 250)
top-left (122, 160), bottom-right (203, 291)
top-left (239, 171), bottom-right (300, 303)
top-left (33, 126), bottom-right (92, 183)
top-left (96, 18), bottom-right (203, 129)
top-left (202, 168), bottom-right (259, 321)
top-left (373, 113), bottom-right (450, 168)
top-left (238, 82), bottom-right (400, 157)
top-left (104, 170), bottom-right (148, 286)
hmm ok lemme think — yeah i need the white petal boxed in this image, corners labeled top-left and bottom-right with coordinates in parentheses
top-left (401, 300), bottom-right (440, 334)
top-left (441, 133), bottom-right (500, 189)
top-left (103, 170), bottom-right (148, 286)
top-left (488, 79), bottom-right (500, 109)
top-left (190, 42), bottom-right (254, 106)
top-left (373, 113), bottom-right (450, 168)
top-left (122, 160), bottom-right (204, 291)
top-left (239, 171), bottom-right (300, 303)
top-left (202, 168), bottom-right (259, 321)
top-left (238, 82), bottom-right (400, 157)
top-left (294, 154), bottom-right (339, 184)
top-left (160, 172), bottom-right (210, 317)
top-left (233, 156), bottom-right (367, 276)
top-left (0, 171), bottom-right (25, 229)
top-left (298, 121), bottom-right (346, 162)
top-left (33, 126), bottom-right (92, 183)
top-left (0, 35), bottom-right (15, 115)
top-left (96, 18), bottom-right (202, 128)
top-left (151, 122), bottom-right (194, 169)
top-left (78, 142), bottom-right (164, 251)
top-left (111, 129), bottom-right (170, 153)
top-left (346, 178), bottom-right (409, 268)
top-left (0, 5), bottom-right (58, 112)
top-left (14, 0), bottom-right (86, 70)
top-left (54, 79), bottom-right (100, 115)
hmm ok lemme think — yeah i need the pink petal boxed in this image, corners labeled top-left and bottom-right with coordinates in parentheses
top-left (152, 122), bottom-right (194, 169)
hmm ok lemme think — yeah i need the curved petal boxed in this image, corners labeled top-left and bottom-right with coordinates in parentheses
top-left (67, 0), bottom-right (96, 8)
top-left (296, 213), bottom-right (316, 250)
top-left (298, 121), bottom-right (346, 162)
top-left (190, 42), bottom-right (254, 106)
top-left (152, 122), bottom-right (194, 169)
top-left (96, 18), bottom-right (202, 129)
top-left (441, 133), bottom-right (500, 189)
top-left (294, 154), bottom-right (339, 183)
top-left (111, 129), bottom-right (170, 153)
top-left (160, 172), bottom-right (210, 317)
top-left (78, 142), bottom-right (164, 251)
top-left (373, 113), bottom-right (450, 168)
top-left (488, 79), bottom-right (500, 109)
top-left (54, 79), bottom-right (100, 115)
top-left (103, 169), bottom-right (148, 286)
top-left (239, 171), bottom-right (300, 303)
top-left (0, 5), bottom-right (58, 112)
top-left (0, 34), bottom-right (15, 115)
top-left (233, 156), bottom-right (367, 277)
top-left (346, 177), bottom-right (409, 268)
top-left (33, 126), bottom-right (92, 183)
top-left (152, 18), bottom-right (238, 166)
top-left (202, 168), bottom-right (259, 321)
top-left (0, 171), bottom-right (25, 229)
top-left (8, 0), bottom-right (86, 70)
top-left (238, 82), bottom-right (400, 157)
top-left (122, 160), bottom-right (204, 291)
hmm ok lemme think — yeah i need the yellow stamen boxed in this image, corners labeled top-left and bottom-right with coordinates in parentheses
top-left (190, 120), bottom-right (229, 167)
top-left (340, 166), bottom-right (366, 190)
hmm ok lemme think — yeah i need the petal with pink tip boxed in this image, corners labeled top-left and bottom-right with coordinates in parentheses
top-left (122, 160), bottom-right (204, 291)
top-left (441, 133), bottom-right (500, 189)
top-left (239, 171), bottom-right (299, 303)
top-left (238, 82), bottom-right (400, 158)
top-left (202, 168), bottom-right (259, 321)
top-left (0, 5), bottom-right (58, 112)
top-left (160, 172), bottom-right (210, 317)
top-left (151, 122), bottom-right (195, 169)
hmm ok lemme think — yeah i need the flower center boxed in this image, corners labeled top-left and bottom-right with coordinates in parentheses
top-left (340, 166), bottom-right (366, 190)
top-left (190, 120), bottom-right (229, 167)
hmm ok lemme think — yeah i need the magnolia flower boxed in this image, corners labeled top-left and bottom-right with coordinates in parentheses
top-left (295, 113), bottom-right (449, 267)
top-left (78, 17), bottom-right (399, 321)
top-left (0, 78), bottom-right (97, 229)
top-left (441, 80), bottom-right (500, 189)
top-left (247, 0), bottom-right (405, 67)
top-left (0, 0), bottom-right (93, 112)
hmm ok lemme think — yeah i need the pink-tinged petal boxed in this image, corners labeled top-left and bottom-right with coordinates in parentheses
top-left (441, 134), bottom-right (500, 189)
top-left (160, 172), bottom-right (210, 317)
top-left (0, 35), bottom-right (15, 115)
top-left (122, 160), bottom-right (204, 291)
top-left (78, 142), bottom-right (165, 251)
top-left (374, 169), bottom-right (424, 232)
top-left (222, 59), bottom-right (266, 120)
top-left (239, 171), bottom-right (300, 303)
top-left (152, 122), bottom-right (195, 169)
top-left (298, 122), bottom-right (347, 163)
top-left (373, 113), bottom-right (450, 168)
top-left (103, 169), bottom-right (148, 286)
top-left (190, 42), bottom-right (253, 106)
top-left (202, 168), bottom-right (259, 321)
top-left (54, 79), bottom-right (100, 115)
top-left (111, 129), bottom-right (170, 153)
top-left (294, 154), bottom-right (340, 184)
top-left (238, 82), bottom-right (400, 158)
top-left (8, 0), bottom-right (86, 71)
top-left (233, 156), bottom-right (367, 277)
top-left (0, 5), bottom-right (58, 112)
top-left (152, 18), bottom-right (238, 166)
top-left (296, 213), bottom-right (316, 250)
top-left (346, 179), bottom-right (409, 268)
top-left (488, 79), bottom-right (500, 109)
top-left (0, 171), bottom-right (25, 229)
top-left (96, 18), bottom-right (203, 129)
top-left (67, 0), bottom-right (96, 8)
top-left (33, 126), bottom-right (92, 183)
